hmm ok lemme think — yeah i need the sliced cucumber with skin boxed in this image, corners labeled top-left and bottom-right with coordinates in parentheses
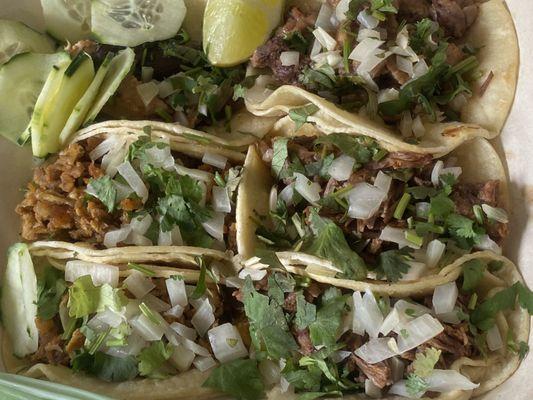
top-left (0, 52), bottom-right (70, 144)
top-left (59, 53), bottom-right (114, 145)
top-left (0, 19), bottom-right (56, 65)
top-left (33, 53), bottom-right (95, 157)
top-left (41, 0), bottom-right (91, 42)
top-left (84, 47), bottom-right (135, 124)
top-left (1, 243), bottom-right (39, 358)
top-left (91, 0), bottom-right (187, 47)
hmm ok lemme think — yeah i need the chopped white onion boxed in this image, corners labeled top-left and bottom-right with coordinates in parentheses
top-left (89, 136), bottom-right (120, 161)
top-left (412, 115), bottom-right (426, 138)
top-left (193, 356), bottom-right (217, 372)
top-left (166, 278), bottom-right (188, 308)
top-left (354, 337), bottom-right (398, 364)
top-left (130, 314), bottom-right (165, 341)
top-left (169, 344), bottom-right (195, 372)
top-left (157, 229), bottom-right (172, 246)
top-left (388, 380), bottom-right (412, 397)
top-left (208, 323), bottom-right (248, 363)
top-left (474, 235), bottom-right (502, 255)
top-left (142, 293), bottom-right (171, 312)
top-left (212, 186), bottom-right (231, 213)
top-left (179, 337), bottom-right (210, 357)
top-left (125, 232), bottom-right (152, 246)
top-left (365, 379), bottom-right (382, 398)
top-left (158, 79), bottom-right (175, 98)
top-left (394, 300), bottom-right (432, 328)
top-left (374, 171), bottom-right (392, 193)
top-left (380, 308), bottom-right (400, 336)
top-left (170, 225), bottom-right (184, 245)
top-left (123, 271), bottom-right (155, 299)
top-left (170, 322), bottom-right (197, 341)
top-left (141, 66), bottom-right (154, 83)
top-left (280, 51), bottom-right (300, 67)
top-left (130, 214), bottom-right (153, 236)
top-left (400, 261), bottom-right (426, 281)
top-left (106, 332), bottom-right (147, 357)
top-left (426, 369), bottom-right (480, 392)
top-left (380, 226), bottom-right (421, 249)
top-left (326, 52), bottom-right (343, 67)
top-left (335, 0), bottom-right (350, 22)
top-left (315, 3), bottom-right (335, 30)
top-left (144, 146), bottom-right (174, 170)
top-left (391, 357), bottom-right (405, 382)
top-left (431, 160), bottom-right (444, 186)
top-left (103, 225), bottom-right (132, 248)
top-left (164, 304), bottom-right (184, 318)
top-left (202, 152), bottom-right (227, 169)
top-left (358, 28), bottom-right (381, 42)
top-left (294, 173), bottom-right (321, 204)
top-left (201, 212), bottom-right (226, 242)
top-left (330, 350), bottom-right (352, 363)
top-left (413, 59), bottom-right (429, 79)
top-left (328, 155), bottom-right (355, 181)
top-left (174, 164), bottom-right (213, 183)
top-left (416, 202), bottom-right (431, 218)
top-left (347, 182), bottom-right (386, 219)
top-left (486, 325), bottom-right (503, 351)
top-left (279, 184), bottom-right (295, 205)
top-left (482, 204), bottom-right (509, 223)
top-left (438, 309), bottom-right (461, 324)
top-left (357, 10), bottom-right (379, 29)
top-left (65, 260), bottom-right (119, 287)
top-left (397, 314), bottom-right (444, 353)
top-left (191, 299), bottom-right (215, 337)
top-left (269, 186), bottom-right (278, 212)
top-left (92, 308), bottom-right (124, 328)
top-left (225, 276), bottom-right (245, 289)
top-left (450, 92), bottom-right (468, 111)
top-left (239, 267), bottom-right (268, 281)
top-left (351, 291), bottom-right (366, 335)
top-left (259, 359), bottom-right (282, 386)
top-left (357, 51), bottom-right (390, 75)
top-left (136, 81), bottom-right (159, 107)
top-left (313, 27), bottom-right (337, 51)
top-left (399, 111), bottom-right (413, 137)
top-left (361, 291), bottom-right (384, 338)
top-left (440, 166), bottom-right (462, 181)
top-left (378, 88), bottom-right (399, 103)
top-left (432, 282), bottom-right (458, 315)
top-left (117, 161), bottom-right (148, 203)
top-left (349, 38), bottom-right (384, 62)
top-left (396, 56), bottom-right (413, 76)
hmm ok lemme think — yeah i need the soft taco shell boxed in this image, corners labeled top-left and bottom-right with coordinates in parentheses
top-left (244, 0), bottom-right (518, 156)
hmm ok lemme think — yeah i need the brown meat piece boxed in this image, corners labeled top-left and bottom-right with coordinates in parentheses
top-left (276, 7), bottom-right (317, 37)
top-left (65, 40), bottom-right (98, 57)
top-left (283, 292), bottom-right (298, 313)
top-left (32, 318), bottom-right (69, 366)
top-left (398, 0), bottom-right (431, 22)
top-left (348, 355), bottom-right (393, 389)
top-left (386, 58), bottom-right (410, 86)
top-left (65, 329), bottom-right (85, 354)
top-left (431, 0), bottom-right (479, 38)
top-left (294, 328), bottom-right (314, 355)
top-left (446, 43), bottom-right (465, 65)
top-left (426, 323), bottom-right (473, 359)
top-left (227, 223), bottom-right (238, 254)
top-left (369, 152), bottom-right (433, 170)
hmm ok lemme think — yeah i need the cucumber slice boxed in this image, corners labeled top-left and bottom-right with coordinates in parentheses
top-left (0, 19), bottom-right (56, 65)
top-left (1, 243), bottom-right (39, 358)
top-left (84, 47), bottom-right (135, 124)
top-left (0, 52), bottom-right (70, 144)
top-left (59, 53), bottom-right (113, 145)
top-left (29, 57), bottom-right (71, 154)
top-left (33, 53), bottom-right (95, 157)
top-left (41, 0), bottom-right (91, 42)
top-left (91, 0), bottom-right (187, 47)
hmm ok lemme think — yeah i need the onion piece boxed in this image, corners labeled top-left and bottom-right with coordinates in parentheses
top-left (65, 260), bottom-right (119, 287)
top-left (239, 267), bottom-right (268, 281)
top-left (269, 186), bottom-right (278, 212)
top-left (400, 261), bottom-right (426, 281)
top-left (416, 202), bottom-right (430, 218)
top-left (347, 182), bottom-right (386, 219)
top-left (212, 186), bottom-right (231, 213)
top-left (391, 357), bottom-right (405, 382)
top-left (380, 308), bottom-right (400, 336)
top-left (280, 51), bottom-right (300, 67)
top-left (130, 313), bottom-right (165, 341)
top-left (193, 356), bottom-right (217, 372)
top-left (117, 161), bottom-right (148, 203)
top-left (426, 239), bottom-right (446, 269)
top-left (374, 171), bottom-right (392, 193)
top-left (315, 3), bottom-right (335, 31)
top-left (141, 66), bottom-right (154, 83)
top-left (174, 164), bottom-right (213, 183)
top-left (432, 282), bottom-right (458, 315)
top-left (208, 323), bottom-right (248, 363)
top-left (279, 184), bottom-right (295, 205)
top-left (378, 88), bottom-right (399, 103)
top-left (313, 27), bottom-right (337, 51)
top-left (136, 81), bottom-right (159, 107)
top-left (103, 225), bottom-right (132, 248)
top-left (294, 173), bottom-right (321, 204)
top-left (365, 379), bottom-right (382, 398)
top-left (144, 145), bottom-right (174, 170)
top-left (412, 115), bottom-right (426, 137)
top-left (125, 233), bottom-right (152, 246)
top-left (166, 278), bottom-right (188, 307)
top-left (426, 370), bottom-right (480, 392)
top-left (191, 299), bottom-right (215, 337)
top-left (330, 350), bottom-right (352, 363)
top-left (123, 271), bottom-right (155, 299)
top-left (335, 0), bottom-right (350, 22)
top-left (351, 291), bottom-right (365, 335)
top-left (202, 152), bottom-right (227, 169)
top-left (201, 212), bottom-right (226, 243)
top-left (397, 314), bottom-right (444, 353)
top-left (164, 304), bottom-right (184, 318)
top-left (361, 291), bottom-right (384, 338)
top-left (357, 10), bottom-right (379, 29)
top-left (328, 155), bottom-right (355, 181)
top-left (481, 204), bottom-right (509, 223)
top-left (474, 235), bottom-right (502, 255)
top-left (130, 214), bottom-right (153, 236)
top-left (486, 325), bottom-right (503, 351)
top-left (141, 293), bottom-right (171, 313)
top-left (90, 136), bottom-right (120, 161)
top-left (396, 55), bottom-right (413, 76)
top-left (431, 160), bottom-right (444, 186)
top-left (413, 59), bottom-right (429, 79)
top-left (379, 226), bottom-right (421, 249)
top-left (92, 308), bottom-right (124, 328)
top-left (354, 337), bottom-right (398, 364)
top-left (169, 344), bottom-right (195, 372)
top-left (349, 38), bottom-right (384, 62)
top-left (170, 322), bottom-right (197, 341)
top-left (158, 79), bottom-right (175, 98)
top-left (157, 229), bottom-right (172, 246)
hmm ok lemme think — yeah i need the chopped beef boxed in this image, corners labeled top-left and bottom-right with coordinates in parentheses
top-left (426, 323), bottom-right (474, 360)
top-left (379, 179), bottom-right (405, 223)
top-left (283, 292), bottom-right (298, 313)
top-left (348, 355), bottom-right (393, 389)
top-left (227, 222), bottom-right (238, 254)
top-left (431, 0), bottom-right (479, 38)
top-left (304, 281), bottom-right (325, 302)
top-left (32, 318), bottom-right (69, 366)
top-left (294, 328), bottom-right (314, 355)
top-left (16, 142), bottom-right (119, 243)
top-left (398, 0), bottom-right (431, 22)
top-left (65, 329), bottom-right (85, 354)
top-left (65, 40), bottom-right (98, 57)
top-left (385, 58), bottom-right (410, 86)
top-left (446, 43), bottom-right (466, 66)
top-left (369, 152), bottom-right (433, 170)
top-left (277, 7), bottom-right (316, 37)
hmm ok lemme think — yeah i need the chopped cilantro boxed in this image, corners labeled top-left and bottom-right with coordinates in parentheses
top-left (86, 175), bottom-right (117, 213)
top-left (462, 259), bottom-right (486, 292)
top-left (190, 256), bottom-right (208, 300)
top-left (295, 292), bottom-right (317, 330)
top-left (203, 359), bottom-right (265, 400)
top-left (289, 104), bottom-right (320, 130)
top-left (412, 347), bottom-right (441, 377)
top-left (67, 275), bottom-right (127, 318)
top-left (430, 192), bottom-right (455, 219)
top-left (72, 351), bottom-right (138, 382)
top-left (315, 133), bottom-right (383, 165)
top-left (309, 287), bottom-right (346, 348)
top-left (406, 373), bottom-right (429, 397)
top-left (138, 341), bottom-right (174, 379)
top-left (36, 267), bottom-right (67, 320)
top-left (375, 249), bottom-right (412, 282)
top-left (271, 138), bottom-right (289, 178)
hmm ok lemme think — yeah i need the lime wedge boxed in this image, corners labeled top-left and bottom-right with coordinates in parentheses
top-left (203, 0), bottom-right (284, 67)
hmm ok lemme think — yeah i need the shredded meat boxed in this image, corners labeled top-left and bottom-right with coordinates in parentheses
top-left (446, 43), bottom-right (465, 65)
top-left (431, 0), bottom-right (479, 38)
top-left (32, 318), bottom-right (69, 366)
top-left (294, 328), bottom-right (314, 355)
top-left (348, 355), bottom-right (393, 389)
top-left (369, 152), bottom-right (433, 170)
top-left (16, 142), bottom-right (119, 243)
top-left (398, 0), bottom-right (431, 22)
top-left (426, 323), bottom-right (474, 362)
top-left (385, 58), bottom-right (410, 86)
top-left (283, 292), bottom-right (298, 313)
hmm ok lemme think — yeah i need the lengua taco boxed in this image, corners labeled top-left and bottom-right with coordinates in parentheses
top-left (243, 0), bottom-right (518, 155)
top-left (1, 242), bottom-right (531, 399)
top-left (236, 130), bottom-right (510, 296)
top-left (16, 122), bottom-right (251, 255)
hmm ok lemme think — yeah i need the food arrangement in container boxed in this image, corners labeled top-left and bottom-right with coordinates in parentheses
top-left (0, 0), bottom-right (530, 399)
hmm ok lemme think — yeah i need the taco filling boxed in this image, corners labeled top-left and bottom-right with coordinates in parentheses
top-left (16, 133), bottom-right (243, 252)
top-left (250, 133), bottom-right (507, 282)
top-left (248, 0), bottom-right (486, 138)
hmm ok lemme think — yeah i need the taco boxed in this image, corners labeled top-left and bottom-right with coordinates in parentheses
top-left (243, 0), bottom-right (518, 155)
top-left (236, 130), bottom-right (510, 296)
top-left (16, 122), bottom-right (249, 255)
top-left (2, 242), bottom-right (531, 399)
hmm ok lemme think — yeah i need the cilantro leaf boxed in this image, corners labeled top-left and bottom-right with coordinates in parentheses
top-left (295, 293), bottom-right (317, 330)
top-left (518, 341), bottom-right (530, 360)
top-left (138, 341), bottom-right (174, 379)
top-left (86, 176), bottom-right (117, 213)
top-left (203, 359), bottom-right (264, 400)
top-left (412, 347), bottom-right (441, 377)
top-left (72, 351), bottom-right (138, 382)
top-left (446, 214), bottom-right (478, 238)
top-left (267, 272), bottom-right (295, 307)
top-left (410, 18), bottom-right (437, 53)
top-left (299, 65), bottom-right (336, 92)
top-left (315, 133), bottom-right (382, 164)
top-left (406, 373), bottom-right (429, 397)
top-left (242, 278), bottom-right (298, 359)
top-left (430, 192), bottom-right (455, 219)
top-left (289, 104), bottom-right (320, 130)
top-left (36, 267), bottom-right (67, 320)
top-left (67, 275), bottom-right (127, 318)
top-left (406, 185), bottom-right (438, 199)
top-left (190, 256), bottom-right (207, 300)
top-left (375, 249), bottom-right (412, 282)
top-left (271, 138), bottom-right (289, 178)
top-left (309, 287), bottom-right (346, 348)
top-left (304, 210), bottom-right (367, 280)
top-left (462, 259), bottom-right (486, 292)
